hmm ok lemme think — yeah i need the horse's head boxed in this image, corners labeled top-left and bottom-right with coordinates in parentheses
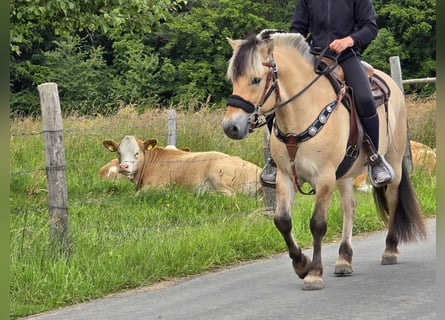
top-left (222, 32), bottom-right (277, 140)
top-left (222, 30), bottom-right (314, 140)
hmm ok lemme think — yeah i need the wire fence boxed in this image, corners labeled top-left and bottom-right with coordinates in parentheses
top-left (10, 88), bottom-right (271, 256)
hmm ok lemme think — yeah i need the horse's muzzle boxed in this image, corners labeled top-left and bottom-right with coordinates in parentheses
top-left (222, 113), bottom-right (252, 140)
top-left (222, 120), bottom-right (247, 140)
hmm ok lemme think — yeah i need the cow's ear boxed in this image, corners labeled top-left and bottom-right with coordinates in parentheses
top-left (103, 140), bottom-right (118, 152)
top-left (144, 139), bottom-right (158, 150)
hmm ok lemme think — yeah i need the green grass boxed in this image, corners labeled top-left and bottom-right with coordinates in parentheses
top-left (10, 104), bottom-right (436, 319)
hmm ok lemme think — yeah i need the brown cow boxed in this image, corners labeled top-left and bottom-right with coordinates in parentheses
top-left (98, 145), bottom-right (191, 180)
top-left (98, 158), bottom-right (122, 180)
top-left (102, 135), bottom-right (263, 197)
top-left (353, 140), bottom-right (436, 191)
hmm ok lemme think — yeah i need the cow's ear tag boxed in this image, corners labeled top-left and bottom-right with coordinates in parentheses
top-left (145, 138), bottom-right (158, 150)
top-left (103, 140), bottom-right (116, 152)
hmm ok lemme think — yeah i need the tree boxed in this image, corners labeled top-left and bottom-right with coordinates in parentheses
top-left (10, 0), bottom-right (184, 115)
top-left (150, 0), bottom-right (289, 105)
top-left (371, 0), bottom-right (436, 94)
top-left (10, 0), bottom-right (183, 54)
top-left (10, 0), bottom-right (436, 116)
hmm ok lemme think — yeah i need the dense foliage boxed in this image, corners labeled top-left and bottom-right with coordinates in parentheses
top-left (10, 0), bottom-right (436, 116)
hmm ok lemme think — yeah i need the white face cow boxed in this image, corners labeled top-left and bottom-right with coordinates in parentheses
top-left (102, 135), bottom-right (262, 196)
top-left (102, 135), bottom-right (157, 180)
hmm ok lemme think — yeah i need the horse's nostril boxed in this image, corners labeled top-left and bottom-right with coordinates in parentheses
top-left (227, 125), bottom-right (239, 135)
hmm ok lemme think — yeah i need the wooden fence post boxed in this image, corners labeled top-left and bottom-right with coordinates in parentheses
top-left (38, 82), bottom-right (70, 255)
top-left (389, 56), bottom-right (413, 172)
top-left (262, 129), bottom-right (276, 211)
top-left (167, 109), bottom-right (177, 146)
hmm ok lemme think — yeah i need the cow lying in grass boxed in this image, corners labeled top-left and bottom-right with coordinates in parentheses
top-left (101, 135), bottom-right (263, 197)
top-left (98, 144), bottom-right (190, 180)
top-left (353, 140), bottom-right (436, 192)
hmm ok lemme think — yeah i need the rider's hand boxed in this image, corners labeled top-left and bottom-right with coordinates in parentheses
top-left (329, 36), bottom-right (354, 54)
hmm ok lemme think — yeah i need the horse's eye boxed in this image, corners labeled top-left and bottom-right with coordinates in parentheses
top-left (251, 77), bottom-right (262, 85)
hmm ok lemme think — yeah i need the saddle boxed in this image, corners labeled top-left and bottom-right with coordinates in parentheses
top-left (316, 56), bottom-right (391, 179)
top-left (326, 59), bottom-right (390, 109)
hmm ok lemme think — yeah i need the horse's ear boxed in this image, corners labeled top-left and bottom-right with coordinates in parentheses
top-left (227, 38), bottom-right (241, 49)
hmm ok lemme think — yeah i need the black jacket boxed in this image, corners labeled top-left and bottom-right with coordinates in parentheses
top-left (289, 0), bottom-right (378, 57)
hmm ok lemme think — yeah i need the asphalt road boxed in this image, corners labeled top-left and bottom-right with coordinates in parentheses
top-left (23, 218), bottom-right (436, 320)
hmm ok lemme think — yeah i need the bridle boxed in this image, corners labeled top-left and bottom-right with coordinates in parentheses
top-left (226, 46), bottom-right (340, 131)
top-left (226, 46), bottom-right (344, 194)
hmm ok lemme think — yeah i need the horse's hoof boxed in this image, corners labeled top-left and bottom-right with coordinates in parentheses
top-left (292, 257), bottom-right (311, 279)
top-left (334, 259), bottom-right (353, 276)
top-left (303, 274), bottom-right (324, 291)
top-left (381, 254), bottom-right (398, 265)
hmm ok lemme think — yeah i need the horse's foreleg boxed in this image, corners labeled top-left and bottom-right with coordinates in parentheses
top-left (303, 184), bottom-right (332, 290)
top-left (274, 178), bottom-right (311, 280)
top-left (273, 214), bottom-right (312, 279)
top-left (334, 179), bottom-right (356, 275)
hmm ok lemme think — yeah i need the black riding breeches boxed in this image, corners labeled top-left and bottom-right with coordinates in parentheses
top-left (340, 55), bottom-right (376, 118)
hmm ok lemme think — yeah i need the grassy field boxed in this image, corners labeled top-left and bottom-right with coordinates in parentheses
top-left (9, 95), bottom-right (436, 319)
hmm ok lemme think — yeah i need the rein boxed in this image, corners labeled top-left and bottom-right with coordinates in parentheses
top-left (261, 47), bottom-right (340, 119)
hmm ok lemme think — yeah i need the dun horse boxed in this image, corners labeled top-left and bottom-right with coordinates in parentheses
top-left (222, 30), bottom-right (426, 290)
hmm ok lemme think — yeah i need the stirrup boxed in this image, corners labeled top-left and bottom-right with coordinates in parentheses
top-left (260, 157), bottom-right (277, 188)
top-left (368, 154), bottom-right (395, 188)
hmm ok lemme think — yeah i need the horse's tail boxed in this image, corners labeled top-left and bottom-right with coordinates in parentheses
top-left (372, 162), bottom-right (427, 243)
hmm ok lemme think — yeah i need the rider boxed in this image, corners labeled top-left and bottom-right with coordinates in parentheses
top-left (261, 0), bottom-right (395, 188)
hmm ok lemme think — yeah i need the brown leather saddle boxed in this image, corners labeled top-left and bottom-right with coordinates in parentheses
top-left (318, 57), bottom-right (391, 179)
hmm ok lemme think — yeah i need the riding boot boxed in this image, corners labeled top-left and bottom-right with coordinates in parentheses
top-left (260, 157), bottom-right (277, 187)
top-left (361, 113), bottom-right (395, 188)
top-left (260, 115), bottom-right (278, 187)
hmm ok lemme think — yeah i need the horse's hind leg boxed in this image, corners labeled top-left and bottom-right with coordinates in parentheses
top-left (334, 179), bottom-right (356, 275)
top-left (376, 180), bottom-right (401, 264)
top-left (377, 163), bottom-right (427, 265)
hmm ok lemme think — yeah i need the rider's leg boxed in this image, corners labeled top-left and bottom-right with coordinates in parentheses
top-left (261, 115), bottom-right (277, 186)
top-left (341, 53), bottom-right (394, 187)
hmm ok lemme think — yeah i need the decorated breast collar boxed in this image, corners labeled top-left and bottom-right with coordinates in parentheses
top-left (273, 100), bottom-right (338, 144)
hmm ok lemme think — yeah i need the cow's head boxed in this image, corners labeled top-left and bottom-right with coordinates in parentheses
top-left (102, 136), bottom-right (157, 179)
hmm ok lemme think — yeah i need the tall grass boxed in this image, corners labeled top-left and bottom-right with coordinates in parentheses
top-left (10, 96), bottom-right (436, 319)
